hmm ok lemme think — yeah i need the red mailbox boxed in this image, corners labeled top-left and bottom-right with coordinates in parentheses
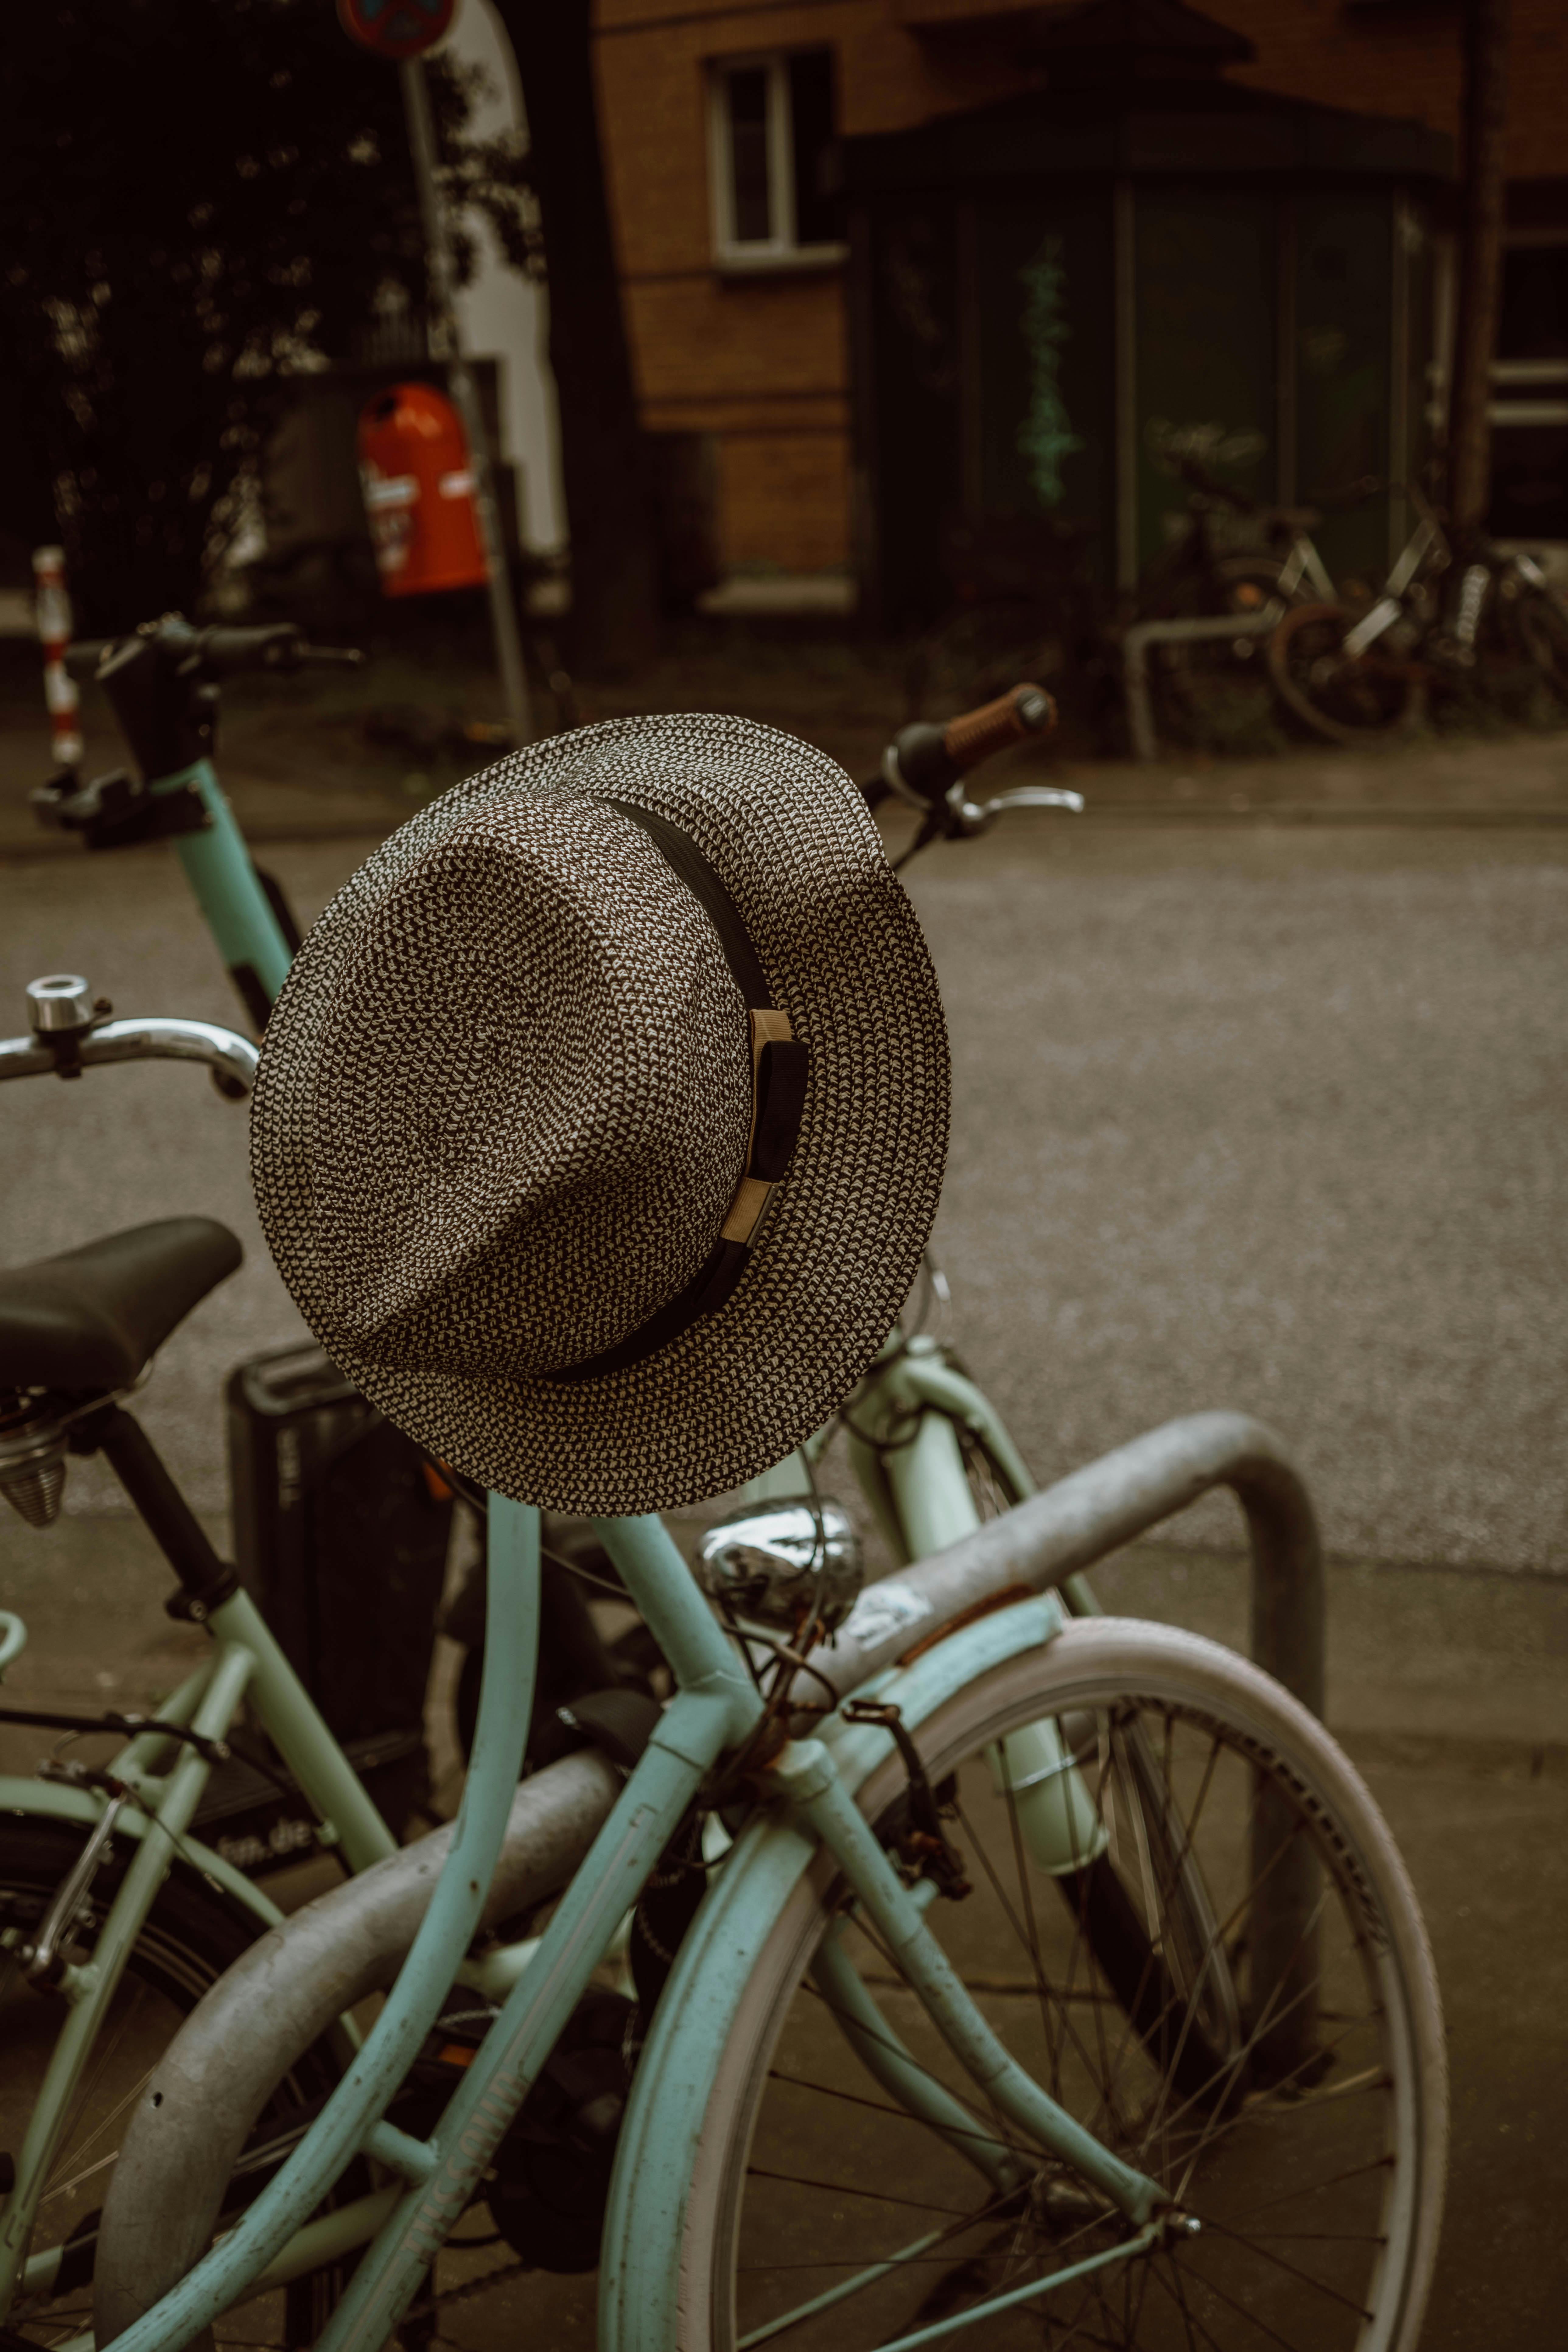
top-left (358, 382), bottom-right (488, 598)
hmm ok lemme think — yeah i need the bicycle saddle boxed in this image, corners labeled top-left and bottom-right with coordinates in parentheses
top-left (0, 1218), bottom-right (242, 1391)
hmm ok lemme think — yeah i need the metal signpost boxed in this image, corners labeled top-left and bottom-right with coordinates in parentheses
top-left (339, 0), bottom-right (535, 747)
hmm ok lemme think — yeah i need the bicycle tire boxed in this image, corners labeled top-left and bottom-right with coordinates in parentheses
top-left (674, 1619), bottom-right (1446, 2352)
top-left (0, 1815), bottom-right (354, 2349)
top-left (1515, 587), bottom-right (1568, 700)
top-left (1267, 602), bottom-right (1425, 745)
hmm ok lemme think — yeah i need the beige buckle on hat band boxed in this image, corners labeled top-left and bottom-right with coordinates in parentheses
top-left (720, 1008), bottom-right (794, 1245)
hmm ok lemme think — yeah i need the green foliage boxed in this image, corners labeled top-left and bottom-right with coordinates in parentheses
top-left (1017, 236), bottom-right (1084, 513)
top-left (0, 0), bottom-right (535, 628)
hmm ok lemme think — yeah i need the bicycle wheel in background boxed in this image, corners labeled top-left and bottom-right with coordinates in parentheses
top-left (1267, 603), bottom-right (1425, 744)
top-left (1146, 555), bottom-right (1293, 752)
top-left (0, 1817), bottom-right (354, 2350)
top-left (678, 1619), bottom-right (1446, 2352)
top-left (1515, 586), bottom-right (1568, 702)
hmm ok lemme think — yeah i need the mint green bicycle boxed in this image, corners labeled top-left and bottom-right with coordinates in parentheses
top-left (0, 1010), bottom-right (1446, 2352)
top-left (3, 664), bottom-right (1445, 2349)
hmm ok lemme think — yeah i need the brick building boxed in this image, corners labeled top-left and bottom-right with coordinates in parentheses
top-left (592, 0), bottom-right (1568, 613)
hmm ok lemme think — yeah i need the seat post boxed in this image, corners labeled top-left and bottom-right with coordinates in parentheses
top-left (94, 1407), bottom-right (240, 1617)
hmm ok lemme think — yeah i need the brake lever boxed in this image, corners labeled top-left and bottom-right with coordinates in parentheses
top-left (943, 782), bottom-right (1085, 837)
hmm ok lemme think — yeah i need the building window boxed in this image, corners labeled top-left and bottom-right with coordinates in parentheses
top-left (709, 50), bottom-right (844, 272)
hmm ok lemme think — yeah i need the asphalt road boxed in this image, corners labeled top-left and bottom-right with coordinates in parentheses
top-left (3, 809), bottom-right (1567, 2350)
top-left (2, 813), bottom-right (1563, 1570)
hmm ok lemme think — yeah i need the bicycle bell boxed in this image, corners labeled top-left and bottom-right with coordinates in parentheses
top-left (695, 1498), bottom-right (864, 1635)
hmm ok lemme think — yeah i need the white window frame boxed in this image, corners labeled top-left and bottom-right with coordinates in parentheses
top-left (706, 50), bottom-right (846, 277)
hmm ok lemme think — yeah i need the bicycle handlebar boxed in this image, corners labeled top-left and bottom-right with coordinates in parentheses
top-left (941, 684), bottom-right (1057, 776)
top-left (0, 977), bottom-right (258, 1099)
top-left (880, 684), bottom-right (1057, 812)
top-left (66, 622), bottom-right (363, 685)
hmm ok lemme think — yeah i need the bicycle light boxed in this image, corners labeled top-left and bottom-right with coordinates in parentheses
top-left (695, 1498), bottom-right (864, 1635)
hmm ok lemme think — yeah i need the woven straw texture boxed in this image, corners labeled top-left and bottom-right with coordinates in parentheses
top-left (250, 714), bottom-right (949, 1514)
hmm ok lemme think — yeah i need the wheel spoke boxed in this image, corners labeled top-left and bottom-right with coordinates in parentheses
top-left (743, 2165), bottom-right (981, 2221)
top-left (1198, 2216), bottom-right (1374, 2321)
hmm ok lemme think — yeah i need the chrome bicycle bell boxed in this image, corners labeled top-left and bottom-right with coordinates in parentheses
top-left (695, 1498), bottom-right (864, 1635)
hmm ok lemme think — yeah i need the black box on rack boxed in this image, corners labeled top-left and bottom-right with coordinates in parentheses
top-left (217, 1339), bottom-right (453, 1859)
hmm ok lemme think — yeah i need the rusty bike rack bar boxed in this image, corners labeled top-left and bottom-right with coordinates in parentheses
top-left (793, 1407), bottom-right (1325, 1722)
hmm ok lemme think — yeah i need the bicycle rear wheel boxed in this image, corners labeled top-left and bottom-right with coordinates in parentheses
top-left (1267, 604), bottom-right (1424, 744)
top-left (0, 1817), bottom-right (352, 2349)
top-left (677, 1620), bottom-right (1445, 2352)
top-left (1516, 586), bottom-right (1568, 700)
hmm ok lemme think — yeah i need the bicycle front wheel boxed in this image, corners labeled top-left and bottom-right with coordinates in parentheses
top-left (678, 1619), bottom-right (1446, 2352)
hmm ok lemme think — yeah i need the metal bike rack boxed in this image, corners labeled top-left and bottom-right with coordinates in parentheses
top-left (1122, 610), bottom-right (1278, 762)
top-left (797, 1409), bottom-right (1324, 1721)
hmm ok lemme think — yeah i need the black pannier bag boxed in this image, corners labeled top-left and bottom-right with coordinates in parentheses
top-left (194, 1341), bottom-right (453, 1872)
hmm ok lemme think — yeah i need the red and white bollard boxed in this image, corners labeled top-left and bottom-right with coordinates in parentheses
top-left (32, 545), bottom-right (83, 777)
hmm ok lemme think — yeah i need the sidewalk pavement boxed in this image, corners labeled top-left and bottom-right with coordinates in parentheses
top-left (2, 1502), bottom-right (1563, 2349)
top-left (3, 697), bottom-right (1568, 863)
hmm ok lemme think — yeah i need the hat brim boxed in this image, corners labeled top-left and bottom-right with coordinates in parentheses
top-left (251, 714), bottom-right (949, 1514)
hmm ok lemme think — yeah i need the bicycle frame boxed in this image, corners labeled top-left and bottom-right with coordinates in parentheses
top-left (0, 1258), bottom-right (1076, 2342)
top-left (92, 1500), bottom-right (1166, 2352)
top-left (1272, 531), bottom-right (1337, 606)
top-left (153, 756), bottom-right (295, 1014)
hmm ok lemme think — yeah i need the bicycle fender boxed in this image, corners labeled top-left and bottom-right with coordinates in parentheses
top-left (0, 1775), bottom-right (285, 1933)
top-left (891, 1353), bottom-right (1038, 1502)
top-left (597, 1591), bottom-right (1063, 2352)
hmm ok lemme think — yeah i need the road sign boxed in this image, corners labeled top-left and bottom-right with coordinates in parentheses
top-left (337, 0), bottom-right (455, 61)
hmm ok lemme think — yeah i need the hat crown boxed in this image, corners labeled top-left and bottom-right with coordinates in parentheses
top-left (303, 799), bottom-right (751, 1380)
top-left (251, 713), bottom-right (950, 1516)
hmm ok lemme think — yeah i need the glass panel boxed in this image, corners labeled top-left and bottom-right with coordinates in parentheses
top-left (788, 50), bottom-right (841, 248)
top-left (1294, 192), bottom-right (1392, 590)
top-left (725, 66), bottom-right (772, 245)
top-left (1132, 189), bottom-right (1277, 577)
top-left (870, 203), bottom-right (961, 625)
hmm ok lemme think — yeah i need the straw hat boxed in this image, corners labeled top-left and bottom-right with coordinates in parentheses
top-left (250, 714), bottom-right (950, 1514)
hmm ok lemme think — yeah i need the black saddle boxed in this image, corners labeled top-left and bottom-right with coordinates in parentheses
top-left (0, 1219), bottom-right (243, 1393)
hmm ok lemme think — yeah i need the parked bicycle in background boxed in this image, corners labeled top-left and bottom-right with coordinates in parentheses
top-left (1268, 477), bottom-right (1568, 744)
